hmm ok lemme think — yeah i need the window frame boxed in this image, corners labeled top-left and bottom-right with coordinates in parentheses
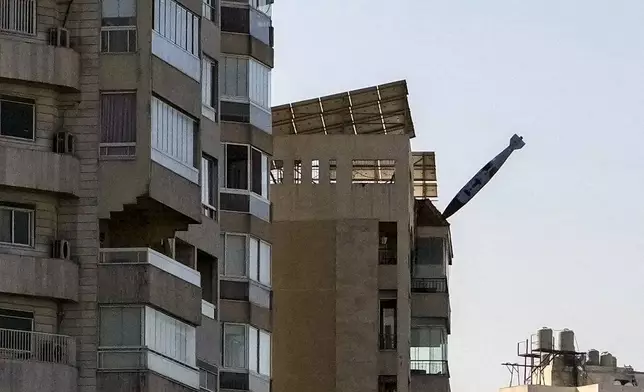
top-left (153, 0), bottom-right (200, 57)
top-left (100, 91), bottom-right (137, 158)
top-left (0, 95), bottom-right (36, 142)
top-left (201, 154), bottom-right (218, 219)
top-left (100, 0), bottom-right (137, 53)
top-left (202, 0), bottom-right (219, 24)
top-left (222, 143), bottom-right (270, 200)
top-left (202, 57), bottom-right (220, 122)
top-left (98, 305), bottom-right (145, 349)
top-left (222, 232), bottom-right (271, 288)
top-left (0, 204), bottom-right (34, 247)
top-left (248, 236), bottom-right (271, 287)
top-left (223, 322), bottom-right (271, 377)
top-left (222, 322), bottom-right (247, 369)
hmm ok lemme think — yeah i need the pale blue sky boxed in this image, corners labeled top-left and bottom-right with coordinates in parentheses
top-left (271, 2), bottom-right (644, 392)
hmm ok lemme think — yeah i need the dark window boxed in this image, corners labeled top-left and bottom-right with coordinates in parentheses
top-left (226, 144), bottom-right (248, 190)
top-left (0, 308), bottom-right (34, 356)
top-left (210, 60), bottom-right (219, 110)
top-left (220, 193), bottom-right (250, 213)
top-left (379, 376), bottom-right (397, 392)
top-left (221, 6), bottom-right (249, 33)
top-left (251, 148), bottom-right (262, 195)
top-left (202, 154), bottom-right (218, 218)
top-left (379, 299), bottom-right (397, 350)
top-left (198, 251), bottom-right (217, 303)
top-left (100, 93), bottom-right (137, 156)
top-left (0, 206), bottom-right (33, 246)
top-left (378, 222), bottom-right (397, 265)
top-left (416, 237), bottom-right (444, 265)
top-left (221, 101), bottom-right (250, 123)
top-left (0, 96), bottom-right (35, 140)
top-left (220, 280), bottom-right (249, 301)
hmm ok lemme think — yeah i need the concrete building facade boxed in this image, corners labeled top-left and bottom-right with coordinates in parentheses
top-left (269, 81), bottom-right (453, 392)
top-left (0, 0), bottom-right (274, 390)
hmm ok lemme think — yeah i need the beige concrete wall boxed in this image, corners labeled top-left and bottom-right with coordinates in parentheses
top-left (0, 254), bottom-right (78, 301)
top-left (0, 294), bottom-right (58, 334)
top-left (0, 360), bottom-right (78, 392)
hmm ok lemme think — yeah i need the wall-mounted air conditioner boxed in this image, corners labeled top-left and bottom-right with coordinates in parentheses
top-left (53, 239), bottom-right (71, 260)
top-left (53, 131), bottom-right (75, 155)
top-left (48, 27), bottom-right (70, 48)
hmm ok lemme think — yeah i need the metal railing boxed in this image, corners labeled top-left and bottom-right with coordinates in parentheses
top-left (411, 277), bottom-right (448, 293)
top-left (99, 248), bottom-right (201, 287)
top-left (378, 248), bottom-right (397, 265)
top-left (410, 360), bottom-right (449, 376)
top-left (0, 0), bottom-right (36, 35)
top-left (379, 333), bottom-right (397, 350)
top-left (0, 328), bottom-right (76, 366)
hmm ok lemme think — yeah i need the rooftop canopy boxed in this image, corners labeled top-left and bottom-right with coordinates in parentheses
top-left (272, 80), bottom-right (415, 136)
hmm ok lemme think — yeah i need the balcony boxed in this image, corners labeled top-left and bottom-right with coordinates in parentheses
top-left (411, 360), bottom-right (450, 392)
top-left (221, 5), bottom-right (273, 47)
top-left (0, 11), bottom-right (80, 91)
top-left (0, 145), bottom-right (80, 197)
top-left (411, 277), bottom-right (450, 326)
top-left (379, 332), bottom-right (396, 350)
top-left (0, 329), bottom-right (77, 392)
top-left (98, 248), bottom-right (202, 324)
top-left (411, 277), bottom-right (447, 293)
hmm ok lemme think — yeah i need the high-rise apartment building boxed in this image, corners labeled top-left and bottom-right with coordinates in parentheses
top-left (269, 81), bottom-right (453, 392)
top-left (0, 0), bottom-right (274, 390)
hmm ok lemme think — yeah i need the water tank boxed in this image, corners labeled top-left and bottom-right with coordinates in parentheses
top-left (559, 329), bottom-right (575, 352)
top-left (611, 356), bottom-right (618, 368)
top-left (600, 352), bottom-right (614, 367)
top-left (537, 327), bottom-right (554, 351)
top-left (587, 349), bottom-right (600, 365)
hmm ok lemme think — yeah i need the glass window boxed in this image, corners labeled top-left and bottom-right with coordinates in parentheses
top-left (249, 237), bottom-right (270, 286)
top-left (410, 325), bottom-right (448, 375)
top-left (225, 234), bottom-right (246, 276)
top-left (199, 368), bottom-right (218, 391)
top-left (202, 58), bottom-right (219, 113)
top-left (0, 206), bottom-right (33, 247)
top-left (151, 96), bottom-right (197, 169)
top-left (225, 144), bottom-right (249, 190)
top-left (270, 160), bottom-right (283, 184)
top-left (259, 330), bottom-right (271, 376)
top-left (100, 93), bottom-right (137, 156)
top-left (203, 0), bottom-right (218, 23)
top-left (379, 299), bottom-right (396, 350)
top-left (248, 326), bottom-right (258, 372)
top-left (0, 96), bottom-right (35, 140)
top-left (153, 0), bottom-right (199, 55)
top-left (249, 237), bottom-right (259, 282)
top-left (101, 0), bottom-right (137, 53)
top-left (416, 237), bottom-right (444, 265)
top-left (224, 324), bottom-right (246, 368)
top-left (202, 154), bottom-right (218, 218)
top-left (99, 307), bottom-right (143, 347)
top-left (248, 59), bottom-right (271, 110)
top-left (221, 6), bottom-right (249, 33)
top-left (221, 57), bottom-right (249, 99)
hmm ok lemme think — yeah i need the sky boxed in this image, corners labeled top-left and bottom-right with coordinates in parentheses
top-left (271, 1), bottom-right (644, 392)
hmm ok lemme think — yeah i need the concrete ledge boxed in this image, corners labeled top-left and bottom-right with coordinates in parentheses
top-left (0, 145), bottom-right (80, 197)
top-left (0, 38), bottom-right (80, 91)
top-left (220, 298), bottom-right (271, 332)
top-left (411, 373), bottom-right (450, 392)
top-left (150, 162), bottom-right (202, 224)
top-left (0, 358), bottom-right (78, 392)
top-left (98, 263), bottom-right (202, 325)
top-left (98, 370), bottom-right (197, 392)
top-left (411, 292), bottom-right (450, 320)
top-left (0, 253), bottom-right (79, 302)
top-left (221, 33), bottom-right (274, 68)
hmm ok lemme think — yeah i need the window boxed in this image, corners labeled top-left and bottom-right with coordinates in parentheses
top-left (153, 0), bottom-right (200, 56)
top-left (202, 0), bottom-right (218, 24)
top-left (225, 144), bottom-right (248, 190)
top-left (416, 237), bottom-right (444, 265)
top-left (0, 205), bottom-right (33, 247)
top-left (248, 60), bottom-right (271, 110)
top-left (0, 0), bottom-right (36, 35)
top-left (101, 0), bottom-right (137, 53)
top-left (199, 368), bottom-right (218, 391)
top-left (202, 155), bottom-right (218, 219)
top-left (151, 96), bottom-right (198, 183)
top-left (225, 324), bottom-right (270, 376)
top-left (410, 326), bottom-right (448, 375)
top-left (0, 96), bottom-right (35, 140)
top-left (223, 324), bottom-right (246, 368)
top-left (100, 93), bottom-right (136, 157)
top-left (379, 376), bottom-right (397, 392)
top-left (379, 299), bottom-right (397, 350)
top-left (99, 307), bottom-right (143, 347)
top-left (145, 307), bottom-right (196, 366)
top-left (221, 6), bottom-right (249, 33)
top-left (251, 148), bottom-right (268, 198)
top-left (249, 237), bottom-right (270, 286)
top-left (221, 57), bottom-right (249, 100)
top-left (224, 234), bottom-right (246, 277)
top-left (378, 222), bottom-right (397, 265)
top-left (270, 160), bottom-right (283, 184)
top-left (249, 6), bottom-right (271, 45)
top-left (202, 57), bottom-right (219, 122)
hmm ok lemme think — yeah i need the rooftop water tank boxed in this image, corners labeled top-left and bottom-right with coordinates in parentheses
top-left (600, 352), bottom-right (614, 367)
top-left (559, 329), bottom-right (575, 352)
top-left (587, 349), bottom-right (600, 365)
top-left (537, 327), bottom-right (554, 351)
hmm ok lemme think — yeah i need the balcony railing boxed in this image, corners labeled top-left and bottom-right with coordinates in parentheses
top-left (0, 328), bottom-right (76, 366)
top-left (410, 360), bottom-right (449, 376)
top-left (379, 333), bottom-right (397, 350)
top-left (0, 0), bottom-right (36, 35)
top-left (99, 248), bottom-right (201, 287)
top-left (411, 277), bottom-right (448, 293)
top-left (378, 248), bottom-right (397, 265)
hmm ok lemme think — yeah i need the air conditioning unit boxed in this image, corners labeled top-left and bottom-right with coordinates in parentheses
top-left (53, 131), bottom-right (75, 155)
top-left (53, 239), bottom-right (71, 260)
top-left (48, 27), bottom-right (70, 48)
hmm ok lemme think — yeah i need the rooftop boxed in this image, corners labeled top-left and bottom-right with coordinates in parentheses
top-left (272, 80), bottom-right (415, 136)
